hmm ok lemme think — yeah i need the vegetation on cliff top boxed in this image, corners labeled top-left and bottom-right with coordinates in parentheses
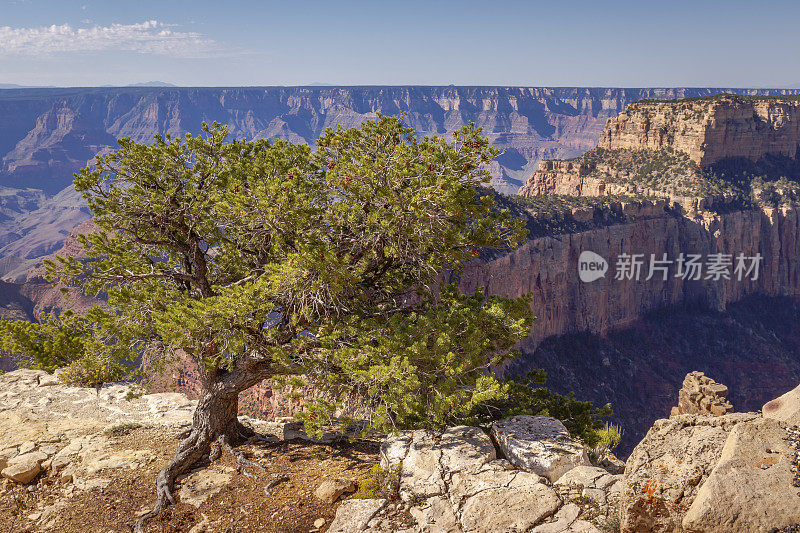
top-left (548, 147), bottom-right (800, 209)
top-left (636, 92), bottom-right (800, 105)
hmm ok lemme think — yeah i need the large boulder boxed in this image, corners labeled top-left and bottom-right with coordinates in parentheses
top-left (315, 478), bottom-right (357, 504)
top-left (491, 416), bottom-right (590, 482)
top-left (619, 412), bottom-right (758, 533)
top-left (682, 417), bottom-right (800, 531)
top-left (1, 451), bottom-right (48, 484)
top-left (763, 383), bottom-right (800, 425)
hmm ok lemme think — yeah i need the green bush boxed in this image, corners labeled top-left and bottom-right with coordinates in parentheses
top-left (595, 422), bottom-right (623, 451)
top-left (0, 310), bottom-right (134, 387)
top-left (353, 464), bottom-right (401, 500)
top-left (458, 370), bottom-right (613, 447)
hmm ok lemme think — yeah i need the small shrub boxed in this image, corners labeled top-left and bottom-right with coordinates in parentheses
top-left (595, 422), bottom-right (623, 451)
top-left (352, 477), bottom-right (380, 499)
top-left (104, 422), bottom-right (143, 437)
top-left (353, 464), bottom-right (401, 500)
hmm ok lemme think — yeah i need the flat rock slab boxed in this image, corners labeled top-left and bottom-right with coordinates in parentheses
top-left (327, 498), bottom-right (386, 533)
top-left (683, 417), bottom-right (800, 531)
top-left (491, 416), bottom-right (589, 482)
top-left (459, 477), bottom-right (561, 533)
top-left (178, 466), bottom-right (235, 508)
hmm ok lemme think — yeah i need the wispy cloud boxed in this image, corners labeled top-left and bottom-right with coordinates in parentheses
top-left (0, 20), bottom-right (225, 58)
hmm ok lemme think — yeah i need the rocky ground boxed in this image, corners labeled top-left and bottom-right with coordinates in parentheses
top-left (0, 369), bottom-right (380, 532)
top-left (3, 368), bottom-right (800, 533)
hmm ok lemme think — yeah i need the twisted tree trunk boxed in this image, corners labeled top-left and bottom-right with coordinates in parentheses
top-left (133, 370), bottom-right (263, 532)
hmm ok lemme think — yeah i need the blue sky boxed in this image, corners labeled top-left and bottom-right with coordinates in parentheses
top-left (1, 0), bottom-right (799, 87)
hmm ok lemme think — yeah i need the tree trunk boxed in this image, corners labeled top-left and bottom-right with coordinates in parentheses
top-left (134, 379), bottom-right (254, 532)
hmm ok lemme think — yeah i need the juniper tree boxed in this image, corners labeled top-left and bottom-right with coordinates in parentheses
top-left (49, 116), bottom-right (533, 529)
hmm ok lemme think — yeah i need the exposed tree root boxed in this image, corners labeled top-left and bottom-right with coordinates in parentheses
top-left (220, 436), bottom-right (266, 479)
top-left (132, 426), bottom-right (214, 532)
top-left (263, 474), bottom-right (290, 497)
top-left (131, 390), bottom-right (262, 532)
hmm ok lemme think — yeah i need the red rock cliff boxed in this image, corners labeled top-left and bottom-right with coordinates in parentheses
top-left (459, 205), bottom-right (800, 356)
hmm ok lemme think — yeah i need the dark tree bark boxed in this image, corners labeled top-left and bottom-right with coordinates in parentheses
top-left (133, 367), bottom-right (266, 532)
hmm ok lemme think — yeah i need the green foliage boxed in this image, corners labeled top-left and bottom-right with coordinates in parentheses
top-left (0, 311), bottom-right (88, 372)
top-left (353, 464), bottom-right (401, 500)
top-left (594, 422), bottom-right (622, 451)
top-left (461, 370), bottom-right (613, 447)
top-left (0, 310), bottom-right (134, 386)
top-left (49, 115), bottom-right (533, 433)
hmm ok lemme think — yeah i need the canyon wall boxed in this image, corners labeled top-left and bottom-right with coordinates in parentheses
top-left (521, 95), bottom-right (800, 200)
top-left (1, 86), bottom-right (716, 196)
top-left (460, 205), bottom-right (800, 453)
top-left (598, 95), bottom-right (800, 167)
top-left (459, 204), bottom-right (800, 355)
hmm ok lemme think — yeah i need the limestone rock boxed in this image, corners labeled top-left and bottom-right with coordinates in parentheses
top-left (1, 451), bottom-right (47, 483)
top-left (682, 417), bottom-right (800, 531)
top-left (593, 450), bottom-right (625, 475)
top-left (327, 498), bottom-right (386, 533)
top-left (178, 467), bottom-right (234, 507)
top-left (670, 371), bottom-right (733, 418)
top-left (619, 412), bottom-right (758, 533)
top-left (763, 383), bottom-right (800, 425)
top-left (409, 495), bottom-right (461, 533)
top-left (491, 415), bottom-right (589, 482)
top-left (555, 465), bottom-right (621, 493)
top-left (553, 466), bottom-right (622, 524)
top-left (315, 478), bottom-right (356, 504)
top-left (377, 425), bottom-right (562, 532)
top-left (37, 373), bottom-right (60, 387)
top-left (18, 441), bottom-right (36, 454)
top-left (531, 503), bottom-right (580, 533)
top-left (399, 431), bottom-right (447, 501)
top-left (0, 446), bottom-right (19, 471)
top-left (459, 481), bottom-right (561, 533)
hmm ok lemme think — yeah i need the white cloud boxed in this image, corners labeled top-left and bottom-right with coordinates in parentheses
top-left (0, 20), bottom-right (225, 58)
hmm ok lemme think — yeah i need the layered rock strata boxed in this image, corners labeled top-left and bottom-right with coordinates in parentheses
top-left (669, 371), bottom-right (733, 417)
top-left (520, 95), bottom-right (800, 200)
top-left (598, 95), bottom-right (800, 167)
